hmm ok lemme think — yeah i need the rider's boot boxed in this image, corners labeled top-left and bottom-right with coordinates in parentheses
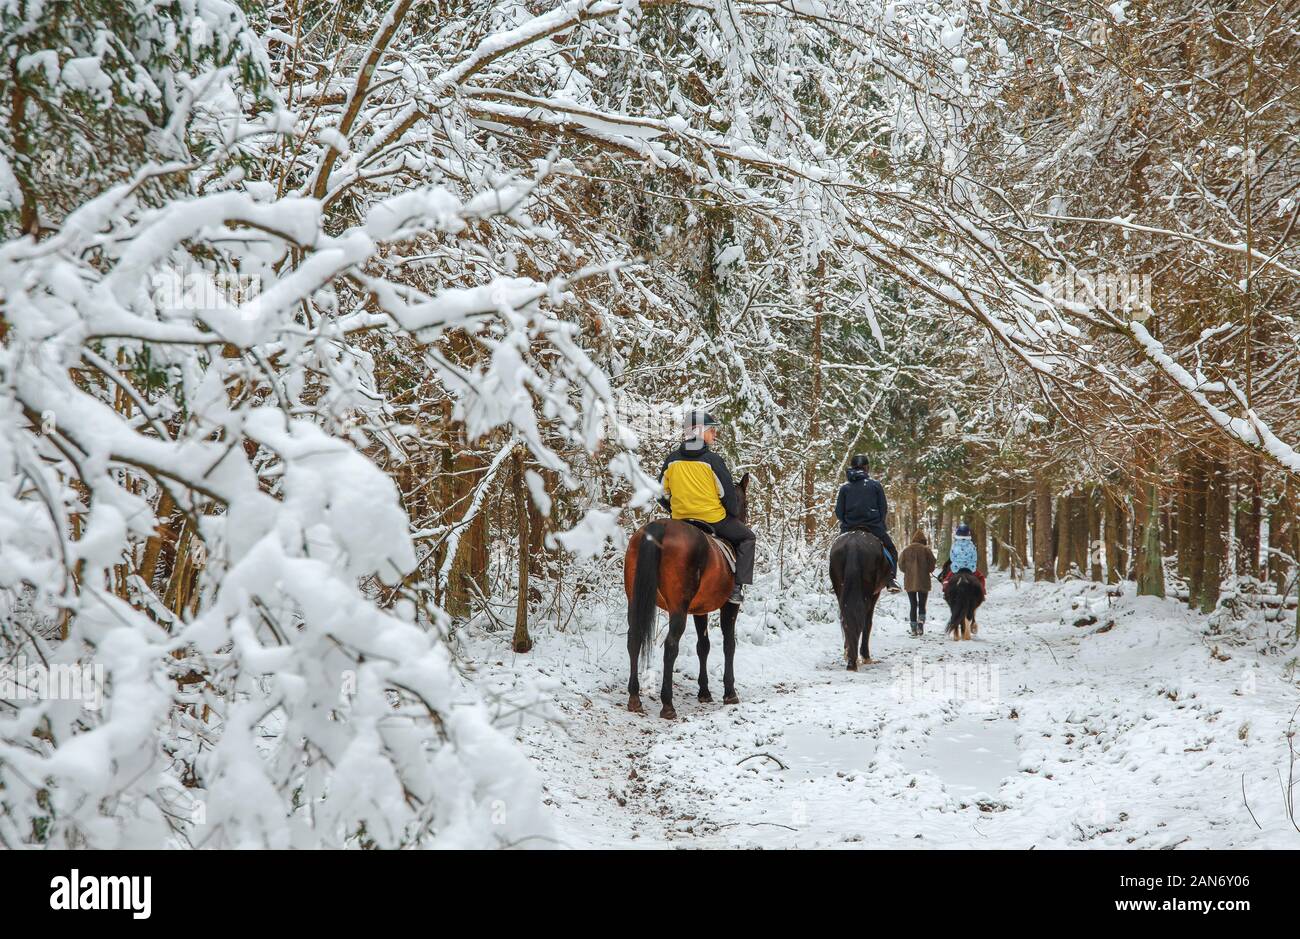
top-left (728, 583), bottom-right (744, 606)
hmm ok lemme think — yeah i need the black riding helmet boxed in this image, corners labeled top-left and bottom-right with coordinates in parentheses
top-left (683, 409), bottom-right (721, 435)
top-left (849, 454), bottom-right (870, 471)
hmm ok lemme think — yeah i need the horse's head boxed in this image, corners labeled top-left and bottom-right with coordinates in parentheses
top-left (737, 472), bottom-right (751, 524)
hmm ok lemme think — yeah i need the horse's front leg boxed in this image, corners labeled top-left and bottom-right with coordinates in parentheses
top-left (694, 614), bottom-right (712, 702)
top-left (720, 603), bottom-right (740, 704)
top-left (660, 611), bottom-right (688, 720)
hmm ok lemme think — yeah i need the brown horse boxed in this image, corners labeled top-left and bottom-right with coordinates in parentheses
top-left (828, 530), bottom-right (890, 669)
top-left (623, 474), bottom-right (750, 719)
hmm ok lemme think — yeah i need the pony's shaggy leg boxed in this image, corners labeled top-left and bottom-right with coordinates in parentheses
top-left (659, 612), bottom-right (687, 720)
top-left (694, 614), bottom-right (713, 703)
top-left (720, 604), bottom-right (740, 704)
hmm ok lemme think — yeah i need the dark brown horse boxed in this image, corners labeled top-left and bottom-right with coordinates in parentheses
top-left (828, 531), bottom-right (890, 669)
top-left (623, 474), bottom-right (750, 719)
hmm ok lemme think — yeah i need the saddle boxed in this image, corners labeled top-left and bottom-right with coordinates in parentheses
top-left (681, 519), bottom-right (737, 573)
top-left (837, 528), bottom-right (894, 569)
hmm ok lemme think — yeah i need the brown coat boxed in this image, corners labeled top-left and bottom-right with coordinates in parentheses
top-left (899, 531), bottom-right (937, 593)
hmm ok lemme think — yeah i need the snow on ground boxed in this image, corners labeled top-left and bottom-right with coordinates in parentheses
top-left (462, 570), bottom-right (1300, 848)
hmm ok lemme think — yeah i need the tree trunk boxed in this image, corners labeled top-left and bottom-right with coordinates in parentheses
top-left (1011, 483), bottom-right (1028, 577)
top-left (990, 510), bottom-right (1002, 570)
top-left (1234, 456), bottom-right (1261, 581)
top-left (1175, 450), bottom-right (1193, 582)
top-left (974, 513), bottom-right (988, 576)
top-left (1199, 456), bottom-right (1228, 614)
top-left (1267, 487), bottom-right (1287, 592)
top-left (511, 446), bottom-right (533, 653)
top-left (939, 500), bottom-right (954, 564)
top-left (1186, 452), bottom-right (1207, 608)
top-left (802, 260), bottom-right (824, 543)
top-left (1055, 494), bottom-right (1072, 578)
top-left (526, 466), bottom-right (553, 604)
top-left (1103, 485), bottom-right (1126, 585)
top-left (1087, 487), bottom-right (1103, 581)
top-left (1116, 492), bottom-right (1130, 583)
top-left (446, 481), bottom-right (489, 619)
top-left (1135, 470), bottom-right (1165, 598)
top-left (1034, 474), bottom-right (1054, 582)
top-left (1160, 498), bottom-right (1176, 564)
top-left (1289, 477), bottom-right (1300, 639)
top-left (997, 481), bottom-right (1012, 570)
top-left (1070, 493), bottom-right (1088, 577)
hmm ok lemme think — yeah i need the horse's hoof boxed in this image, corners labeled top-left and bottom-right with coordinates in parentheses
top-left (659, 706), bottom-right (678, 720)
top-left (628, 696), bottom-right (643, 713)
top-left (846, 661), bottom-right (858, 671)
top-left (723, 693), bottom-right (740, 705)
top-left (861, 657), bottom-right (877, 665)
top-left (698, 691), bottom-right (714, 703)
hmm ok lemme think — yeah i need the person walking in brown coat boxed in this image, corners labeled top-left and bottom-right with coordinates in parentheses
top-left (899, 530), bottom-right (937, 637)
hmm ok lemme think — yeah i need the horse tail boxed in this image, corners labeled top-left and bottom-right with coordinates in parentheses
top-left (839, 538), bottom-right (868, 635)
top-left (947, 572), bottom-right (963, 630)
top-left (630, 521), bottom-right (665, 670)
top-left (948, 571), bottom-right (980, 630)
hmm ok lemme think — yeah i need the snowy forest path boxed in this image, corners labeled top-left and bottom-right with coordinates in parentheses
top-left (473, 574), bottom-right (1299, 848)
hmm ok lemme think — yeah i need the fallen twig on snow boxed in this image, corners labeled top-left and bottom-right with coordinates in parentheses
top-left (736, 752), bottom-right (788, 770)
top-left (1241, 772), bottom-right (1262, 830)
top-left (714, 820), bottom-right (799, 832)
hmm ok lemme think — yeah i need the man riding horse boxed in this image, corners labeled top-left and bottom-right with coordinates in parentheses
top-left (657, 410), bottom-right (755, 606)
top-left (834, 454), bottom-right (899, 591)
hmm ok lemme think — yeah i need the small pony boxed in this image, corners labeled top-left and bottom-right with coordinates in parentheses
top-left (944, 569), bottom-right (983, 641)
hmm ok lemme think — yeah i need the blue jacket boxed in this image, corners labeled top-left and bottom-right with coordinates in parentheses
top-left (835, 468), bottom-right (887, 534)
top-left (949, 535), bottom-right (977, 572)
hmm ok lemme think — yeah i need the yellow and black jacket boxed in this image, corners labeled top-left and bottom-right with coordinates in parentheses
top-left (657, 443), bottom-right (739, 524)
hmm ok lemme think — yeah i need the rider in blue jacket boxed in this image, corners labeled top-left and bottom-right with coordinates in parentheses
top-left (948, 527), bottom-right (978, 573)
top-left (942, 523), bottom-right (985, 599)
